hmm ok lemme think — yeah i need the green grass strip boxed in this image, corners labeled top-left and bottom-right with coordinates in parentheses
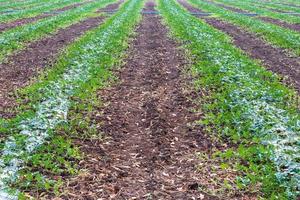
top-left (0, 0), bottom-right (144, 198)
top-left (0, 0), bottom-right (83, 23)
top-left (0, 0), bottom-right (115, 63)
top-left (212, 0), bottom-right (300, 24)
top-left (159, 0), bottom-right (300, 199)
top-left (188, 0), bottom-right (300, 56)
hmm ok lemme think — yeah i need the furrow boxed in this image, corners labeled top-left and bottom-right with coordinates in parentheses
top-left (256, 16), bottom-right (300, 32)
top-left (59, 1), bottom-right (214, 199)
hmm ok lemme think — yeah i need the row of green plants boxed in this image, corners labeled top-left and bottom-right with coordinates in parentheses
top-left (0, 0), bottom-right (54, 12)
top-left (187, 0), bottom-right (300, 56)
top-left (0, 0), bottom-right (115, 62)
top-left (0, 0), bottom-right (83, 23)
top-left (15, 81), bottom-right (109, 199)
top-left (0, 0), bottom-right (143, 198)
top-left (252, 0), bottom-right (300, 14)
top-left (260, 0), bottom-right (300, 7)
top-left (159, 0), bottom-right (299, 199)
top-left (211, 0), bottom-right (300, 24)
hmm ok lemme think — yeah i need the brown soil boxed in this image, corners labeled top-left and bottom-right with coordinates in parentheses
top-left (54, 1), bottom-right (91, 12)
top-left (178, 0), bottom-right (209, 15)
top-left (0, 1), bottom-right (124, 118)
top-left (178, 0), bottom-right (300, 93)
top-left (0, 2), bottom-right (88, 33)
top-left (57, 2), bottom-right (219, 199)
top-left (0, 14), bottom-right (51, 33)
top-left (257, 16), bottom-right (300, 32)
top-left (213, 2), bottom-right (246, 13)
top-left (97, 0), bottom-right (124, 13)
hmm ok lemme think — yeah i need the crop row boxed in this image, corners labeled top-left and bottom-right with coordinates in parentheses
top-left (0, 0), bottom-right (83, 23)
top-left (211, 0), bottom-right (300, 24)
top-left (159, 0), bottom-right (299, 199)
top-left (0, 0), bottom-right (55, 12)
top-left (252, 0), bottom-right (300, 14)
top-left (261, 0), bottom-right (300, 7)
top-left (0, 0), bottom-right (143, 198)
top-left (0, 0), bottom-right (115, 63)
top-left (188, 0), bottom-right (300, 56)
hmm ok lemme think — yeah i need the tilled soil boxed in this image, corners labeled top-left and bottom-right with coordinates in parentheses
top-left (0, 14), bottom-right (51, 33)
top-left (97, 0), bottom-right (124, 13)
top-left (257, 16), bottom-right (300, 32)
top-left (212, 2), bottom-right (246, 13)
top-left (0, 1), bottom-right (89, 33)
top-left (266, 7), bottom-right (300, 16)
top-left (178, 0), bottom-right (300, 93)
top-left (60, 2), bottom-right (217, 199)
top-left (0, 1), bottom-right (124, 118)
top-left (206, 1), bottom-right (300, 32)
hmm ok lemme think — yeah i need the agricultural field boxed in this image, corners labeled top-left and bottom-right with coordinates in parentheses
top-left (0, 0), bottom-right (299, 199)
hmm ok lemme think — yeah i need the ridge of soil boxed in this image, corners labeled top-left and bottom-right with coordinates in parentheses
top-left (266, 7), bottom-right (300, 15)
top-left (178, 0), bottom-right (300, 93)
top-left (256, 16), bottom-right (300, 32)
top-left (58, 2), bottom-right (219, 199)
top-left (0, 14), bottom-right (51, 33)
top-left (97, 0), bottom-right (124, 13)
top-left (0, 1), bottom-right (123, 118)
top-left (211, 2), bottom-right (246, 13)
top-left (205, 0), bottom-right (300, 32)
top-left (0, 1), bottom-right (89, 33)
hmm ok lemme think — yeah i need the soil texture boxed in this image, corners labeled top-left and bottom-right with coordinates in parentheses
top-left (257, 16), bottom-right (300, 32)
top-left (59, 2), bottom-right (217, 199)
top-left (97, 0), bottom-right (124, 13)
top-left (0, 14), bottom-right (51, 33)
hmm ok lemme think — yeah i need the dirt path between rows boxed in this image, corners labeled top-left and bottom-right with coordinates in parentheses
top-left (178, 0), bottom-right (300, 93)
top-left (205, 0), bottom-right (300, 32)
top-left (0, 14), bottom-right (52, 33)
top-left (0, 1), bottom-right (123, 118)
top-left (265, 7), bottom-right (300, 16)
top-left (256, 16), bottom-right (300, 32)
top-left (97, 0), bottom-right (124, 13)
top-left (57, 2), bottom-right (219, 199)
top-left (0, 1), bottom-right (89, 33)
